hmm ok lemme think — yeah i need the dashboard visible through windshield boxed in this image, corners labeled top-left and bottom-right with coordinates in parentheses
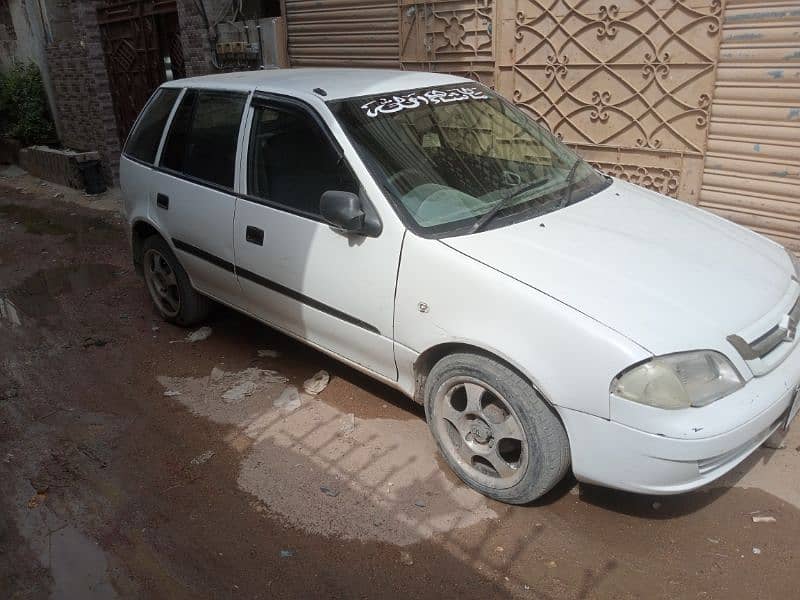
top-left (330, 84), bottom-right (609, 236)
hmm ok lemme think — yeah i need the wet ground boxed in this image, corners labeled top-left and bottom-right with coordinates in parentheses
top-left (1, 181), bottom-right (799, 599)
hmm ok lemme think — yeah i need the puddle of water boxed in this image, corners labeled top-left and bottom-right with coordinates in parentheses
top-left (49, 524), bottom-right (119, 599)
top-left (6, 480), bottom-right (118, 600)
top-left (158, 366), bottom-right (496, 546)
top-left (0, 204), bottom-right (74, 236)
top-left (1, 264), bottom-right (119, 323)
top-left (0, 203), bottom-right (118, 241)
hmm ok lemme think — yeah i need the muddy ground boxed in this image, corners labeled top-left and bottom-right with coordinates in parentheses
top-left (1, 178), bottom-right (799, 599)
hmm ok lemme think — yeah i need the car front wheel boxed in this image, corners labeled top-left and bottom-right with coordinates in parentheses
top-left (424, 352), bottom-right (570, 504)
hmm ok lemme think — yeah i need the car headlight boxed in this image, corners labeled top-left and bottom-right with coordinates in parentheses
top-left (611, 351), bottom-right (744, 410)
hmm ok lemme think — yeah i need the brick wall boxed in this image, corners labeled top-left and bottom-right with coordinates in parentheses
top-left (176, 0), bottom-right (216, 77)
top-left (45, 1), bottom-right (119, 183)
top-left (76, 2), bottom-right (120, 182)
top-left (42, 0), bottom-right (231, 183)
top-left (46, 40), bottom-right (96, 153)
top-left (19, 146), bottom-right (101, 189)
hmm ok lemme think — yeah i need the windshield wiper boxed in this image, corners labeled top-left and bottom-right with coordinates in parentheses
top-left (470, 177), bottom-right (547, 234)
top-left (557, 158), bottom-right (582, 209)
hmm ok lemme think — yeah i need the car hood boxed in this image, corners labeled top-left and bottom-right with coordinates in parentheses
top-left (441, 179), bottom-right (792, 358)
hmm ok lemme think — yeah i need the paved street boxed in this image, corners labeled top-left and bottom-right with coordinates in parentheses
top-left (1, 180), bottom-right (799, 599)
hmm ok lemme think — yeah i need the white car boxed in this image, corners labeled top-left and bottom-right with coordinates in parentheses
top-left (121, 68), bottom-right (800, 504)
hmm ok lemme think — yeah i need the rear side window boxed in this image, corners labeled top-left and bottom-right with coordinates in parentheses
top-left (160, 90), bottom-right (247, 189)
top-left (124, 88), bottom-right (180, 164)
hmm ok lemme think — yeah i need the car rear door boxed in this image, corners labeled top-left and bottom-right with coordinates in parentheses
top-left (233, 96), bottom-right (401, 380)
top-left (120, 87), bottom-right (182, 223)
top-left (148, 88), bottom-right (249, 304)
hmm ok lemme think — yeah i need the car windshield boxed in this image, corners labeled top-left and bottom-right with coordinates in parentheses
top-left (330, 84), bottom-right (609, 236)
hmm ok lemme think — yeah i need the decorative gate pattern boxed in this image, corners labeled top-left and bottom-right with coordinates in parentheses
top-left (98, 1), bottom-right (185, 144)
top-left (400, 1), bottom-right (726, 202)
top-left (400, 0), bottom-right (496, 87)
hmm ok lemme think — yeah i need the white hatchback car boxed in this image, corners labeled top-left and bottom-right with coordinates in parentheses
top-left (121, 68), bottom-right (800, 504)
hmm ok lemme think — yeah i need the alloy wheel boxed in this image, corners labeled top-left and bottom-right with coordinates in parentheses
top-left (433, 376), bottom-right (529, 489)
top-left (143, 248), bottom-right (181, 318)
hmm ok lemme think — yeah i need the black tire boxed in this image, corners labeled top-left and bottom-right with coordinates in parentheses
top-left (424, 352), bottom-right (570, 504)
top-left (141, 235), bottom-right (211, 326)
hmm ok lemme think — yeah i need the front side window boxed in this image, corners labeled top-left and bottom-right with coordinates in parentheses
top-left (330, 85), bottom-right (608, 236)
top-left (160, 89), bottom-right (247, 189)
top-left (124, 88), bottom-right (180, 164)
top-left (247, 104), bottom-right (357, 217)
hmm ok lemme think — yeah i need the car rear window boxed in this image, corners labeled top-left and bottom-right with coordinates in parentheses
top-left (124, 88), bottom-right (180, 164)
top-left (160, 89), bottom-right (247, 189)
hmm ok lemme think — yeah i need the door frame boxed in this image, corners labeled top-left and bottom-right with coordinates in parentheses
top-left (232, 92), bottom-right (400, 379)
top-left (98, 0), bottom-right (186, 145)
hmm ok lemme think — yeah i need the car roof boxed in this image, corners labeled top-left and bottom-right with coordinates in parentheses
top-left (160, 68), bottom-right (473, 101)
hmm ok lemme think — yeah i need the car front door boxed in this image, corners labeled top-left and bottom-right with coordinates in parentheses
top-left (233, 97), bottom-right (401, 380)
top-left (149, 88), bottom-right (249, 304)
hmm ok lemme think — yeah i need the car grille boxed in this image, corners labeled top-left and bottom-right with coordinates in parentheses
top-left (728, 292), bottom-right (800, 375)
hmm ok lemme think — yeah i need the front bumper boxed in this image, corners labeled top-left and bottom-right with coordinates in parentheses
top-left (559, 345), bottom-right (800, 495)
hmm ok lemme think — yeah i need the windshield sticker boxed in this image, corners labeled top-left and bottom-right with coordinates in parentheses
top-left (361, 86), bottom-right (489, 118)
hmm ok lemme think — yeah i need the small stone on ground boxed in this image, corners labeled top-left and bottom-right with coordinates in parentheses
top-left (190, 450), bottom-right (215, 466)
top-left (320, 485), bottom-right (339, 498)
top-left (752, 515), bottom-right (777, 523)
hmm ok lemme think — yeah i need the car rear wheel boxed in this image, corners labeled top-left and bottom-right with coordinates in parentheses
top-left (142, 235), bottom-right (210, 326)
top-left (424, 352), bottom-right (570, 504)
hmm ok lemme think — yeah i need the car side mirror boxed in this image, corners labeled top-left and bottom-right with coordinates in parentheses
top-left (320, 190), bottom-right (366, 233)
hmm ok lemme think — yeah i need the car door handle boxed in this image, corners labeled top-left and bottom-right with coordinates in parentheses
top-left (246, 226), bottom-right (264, 246)
top-left (156, 193), bottom-right (169, 210)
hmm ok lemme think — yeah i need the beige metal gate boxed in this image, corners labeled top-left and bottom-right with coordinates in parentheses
top-left (284, 0), bottom-right (400, 67)
top-left (698, 1), bottom-right (800, 251)
top-left (400, 1), bottom-right (726, 202)
top-left (400, 0), bottom-right (495, 86)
